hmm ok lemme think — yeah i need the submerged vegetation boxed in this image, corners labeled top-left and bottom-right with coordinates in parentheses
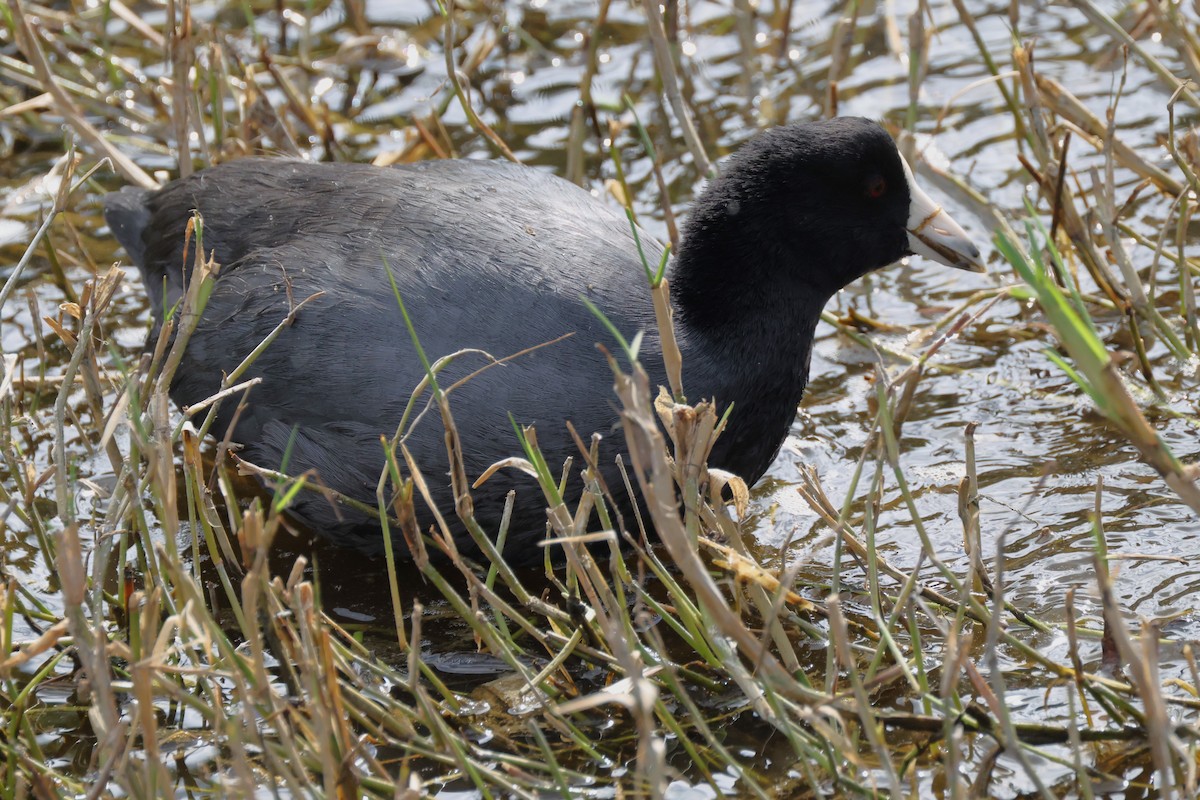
top-left (2, 0), bottom-right (1200, 797)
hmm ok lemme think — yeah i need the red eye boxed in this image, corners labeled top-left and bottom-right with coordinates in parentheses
top-left (865, 175), bottom-right (887, 199)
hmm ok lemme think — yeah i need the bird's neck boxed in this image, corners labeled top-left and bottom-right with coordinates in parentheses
top-left (669, 243), bottom-right (833, 484)
top-left (670, 232), bottom-right (835, 345)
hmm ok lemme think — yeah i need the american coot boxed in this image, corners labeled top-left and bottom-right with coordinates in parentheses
top-left (104, 117), bottom-right (983, 560)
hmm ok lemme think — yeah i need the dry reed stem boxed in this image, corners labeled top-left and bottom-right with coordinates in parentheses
top-left (640, 0), bottom-right (713, 177)
top-left (565, 0), bottom-right (612, 185)
top-left (442, 3), bottom-right (518, 163)
top-left (1035, 73), bottom-right (1183, 195)
top-left (8, 0), bottom-right (157, 189)
top-left (1069, 0), bottom-right (1200, 109)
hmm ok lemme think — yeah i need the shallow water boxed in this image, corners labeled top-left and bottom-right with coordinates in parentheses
top-left (3, 0), bottom-right (1200, 796)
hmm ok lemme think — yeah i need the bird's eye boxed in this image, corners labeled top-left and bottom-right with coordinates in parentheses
top-left (865, 175), bottom-right (888, 199)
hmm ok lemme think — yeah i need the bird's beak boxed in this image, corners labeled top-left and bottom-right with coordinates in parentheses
top-left (902, 158), bottom-right (986, 274)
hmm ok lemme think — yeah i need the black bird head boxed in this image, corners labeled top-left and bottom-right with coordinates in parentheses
top-left (675, 117), bottom-right (983, 325)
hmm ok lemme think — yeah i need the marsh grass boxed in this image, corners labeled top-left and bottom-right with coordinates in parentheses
top-left (2, 0), bottom-right (1200, 798)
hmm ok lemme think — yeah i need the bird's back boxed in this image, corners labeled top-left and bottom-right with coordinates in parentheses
top-left (105, 158), bottom-right (665, 553)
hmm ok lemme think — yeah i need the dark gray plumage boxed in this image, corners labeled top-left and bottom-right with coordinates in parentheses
top-left (103, 117), bottom-right (982, 561)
